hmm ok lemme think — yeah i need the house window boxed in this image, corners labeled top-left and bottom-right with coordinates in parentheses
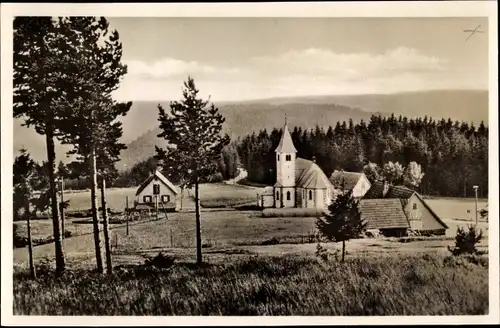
top-left (153, 184), bottom-right (160, 195)
top-left (276, 191), bottom-right (280, 200)
top-left (287, 191), bottom-right (291, 200)
top-left (309, 190), bottom-right (313, 200)
top-left (143, 195), bottom-right (152, 203)
top-left (161, 195), bottom-right (170, 203)
top-left (413, 203), bottom-right (417, 210)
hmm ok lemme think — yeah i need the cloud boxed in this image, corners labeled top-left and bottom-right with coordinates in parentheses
top-left (250, 47), bottom-right (446, 79)
top-left (113, 47), bottom-right (481, 101)
top-left (124, 58), bottom-right (241, 80)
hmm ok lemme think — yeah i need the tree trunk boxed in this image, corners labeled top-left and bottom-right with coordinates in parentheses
top-left (342, 240), bottom-right (346, 262)
top-left (195, 179), bottom-right (202, 264)
top-left (90, 149), bottom-right (104, 273)
top-left (60, 178), bottom-right (65, 240)
top-left (26, 214), bottom-right (36, 279)
top-left (100, 177), bottom-right (113, 274)
top-left (45, 129), bottom-right (65, 273)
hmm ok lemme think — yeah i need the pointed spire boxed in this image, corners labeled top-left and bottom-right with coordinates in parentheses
top-left (275, 118), bottom-right (297, 153)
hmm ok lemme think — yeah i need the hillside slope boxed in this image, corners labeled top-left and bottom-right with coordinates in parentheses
top-left (13, 89), bottom-right (488, 166)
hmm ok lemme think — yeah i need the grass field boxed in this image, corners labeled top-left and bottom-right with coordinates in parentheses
top-left (54, 183), bottom-right (265, 211)
top-left (13, 253), bottom-right (488, 315)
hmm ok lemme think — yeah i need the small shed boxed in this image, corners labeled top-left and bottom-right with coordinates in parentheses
top-left (260, 186), bottom-right (275, 208)
top-left (135, 169), bottom-right (180, 212)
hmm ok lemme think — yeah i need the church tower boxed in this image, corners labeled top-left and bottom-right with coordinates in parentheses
top-left (274, 119), bottom-right (297, 208)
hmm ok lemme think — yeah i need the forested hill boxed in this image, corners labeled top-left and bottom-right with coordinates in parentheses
top-left (116, 102), bottom-right (379, 171)
top-left (13, 89), bottom-right (488, 167)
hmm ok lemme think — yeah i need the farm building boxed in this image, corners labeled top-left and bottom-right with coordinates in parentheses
top-left (135, 169), bottom-right (180, 212)
top-left (360, 180), bottom-right (448, 236)
top-left (329, 170), bottom-right (371, 198)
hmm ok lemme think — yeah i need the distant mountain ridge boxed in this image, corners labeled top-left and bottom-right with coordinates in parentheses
top-left (13, 89), bottom-right (488, 169)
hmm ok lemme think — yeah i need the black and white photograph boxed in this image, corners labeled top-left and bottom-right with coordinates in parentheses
top-left (1, 2), bottom-right (498, 325)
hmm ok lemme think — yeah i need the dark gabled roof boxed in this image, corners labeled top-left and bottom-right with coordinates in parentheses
top-left (329, 171), bottom-right (365, 191)
top-left (385, 185), bottom-right (415, 199)
top-left (361, 181), bottom-right (448, 230)
top-left (362, 180), bottom-right (386, 199)
top-left (359, 199), bottom-right (410, 230)
top-left (135, 170), bottom-right (180, 196)
top-left (363, 181), bottom-right (416, 200)
top-left (275, 122), bottom-right (297, 153)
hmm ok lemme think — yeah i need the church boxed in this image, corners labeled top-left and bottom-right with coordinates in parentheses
top-left (262, 120), bottom-right (338, 209)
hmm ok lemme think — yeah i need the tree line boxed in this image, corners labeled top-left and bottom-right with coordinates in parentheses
top-left (236, 115), bottom-right (488, 198)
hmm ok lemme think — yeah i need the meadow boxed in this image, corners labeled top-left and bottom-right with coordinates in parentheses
top-left (13, 253), bottom-right (489, 315)
top-left (12, 183), bottom-right (490, 316)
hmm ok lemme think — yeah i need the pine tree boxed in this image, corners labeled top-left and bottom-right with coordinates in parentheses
top-left (13, 150), bottom-right (39, 278)
top-left (13, 17), bottom-right (71, 273)
top-left (56, 17), bottom-right (130, 274)
top-left (156, 77), bottom-right (230, 264)
top-left (316, 191), bottom-right (367, 262)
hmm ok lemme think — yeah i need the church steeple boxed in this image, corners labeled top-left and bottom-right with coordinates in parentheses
top-left (274, 117), bottom-right (297, 208)
top-left (275, 118), bottom-right (297, 153)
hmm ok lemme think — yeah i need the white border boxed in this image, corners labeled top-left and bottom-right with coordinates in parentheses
top-left (1, 2), bottom-right (498, 326)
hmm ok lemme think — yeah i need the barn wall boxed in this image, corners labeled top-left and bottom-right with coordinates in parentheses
top-left (404, 194), bottom-right (445, 231)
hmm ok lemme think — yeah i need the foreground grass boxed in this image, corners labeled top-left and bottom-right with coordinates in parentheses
top-left (13, 254), bottom-right (488, 316)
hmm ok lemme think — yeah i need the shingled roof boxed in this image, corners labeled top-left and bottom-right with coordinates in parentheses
top-left (362, 180), bottom-right (387, 199)
top-left (275, 122), bottom-right (297, 154)
top-left (385, 185), bottom-right (415, 199)
top-left (329, 171), bottom-right (365, 191)
top-left (359, 199), bottom-right (410, 230)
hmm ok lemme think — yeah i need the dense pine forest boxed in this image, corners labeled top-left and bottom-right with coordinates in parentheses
top-left (62, 113), bottom-right (488, 199)
top-left (237, 114), bottom-right (488, 198)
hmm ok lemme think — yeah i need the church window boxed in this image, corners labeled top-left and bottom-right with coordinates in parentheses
top-left (286, 155), bottom-right (291, 161)
top-left (309, 190), bottom-right (312, 200)
top-left (277, 154), bottom-right (280, 161)
top-left (287, 191), bottom-right (291, 200)
top-left (276, 191), bottom-right (279, 200)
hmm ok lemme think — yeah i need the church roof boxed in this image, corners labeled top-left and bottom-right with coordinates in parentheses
top-left (329, 171), bottom-right (365, 191)
top-left (295, 158), bottom-right (335, 189)
top-left (135, 169), bottom-right (180, 196)
top-left (275, 122), bottom-right (297, 153)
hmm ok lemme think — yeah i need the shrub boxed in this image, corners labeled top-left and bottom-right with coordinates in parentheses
top-left (13, 225), bottom-right (28, 248)
top-left (261, 237), bottom-right (280, 245)
top-left (448, 225), bottom-right (484, 256)
top-left (262, 208), bottom-right (325, 218)
top-left (144, 252), bottom-right (176, 269)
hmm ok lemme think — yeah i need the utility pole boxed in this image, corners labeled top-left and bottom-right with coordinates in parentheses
top-left (473, 185), bottom-right (479, 225)
top-left (125, 196), bottom-right (129, 236)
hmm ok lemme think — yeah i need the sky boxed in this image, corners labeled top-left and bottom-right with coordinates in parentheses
top-left (108, 17), bottom-right (489, 102)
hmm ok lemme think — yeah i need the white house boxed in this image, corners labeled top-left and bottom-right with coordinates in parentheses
top-left (135, 169), bottom-right (180, 212)
top-left (329, 170), bottom-right (371, 198)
